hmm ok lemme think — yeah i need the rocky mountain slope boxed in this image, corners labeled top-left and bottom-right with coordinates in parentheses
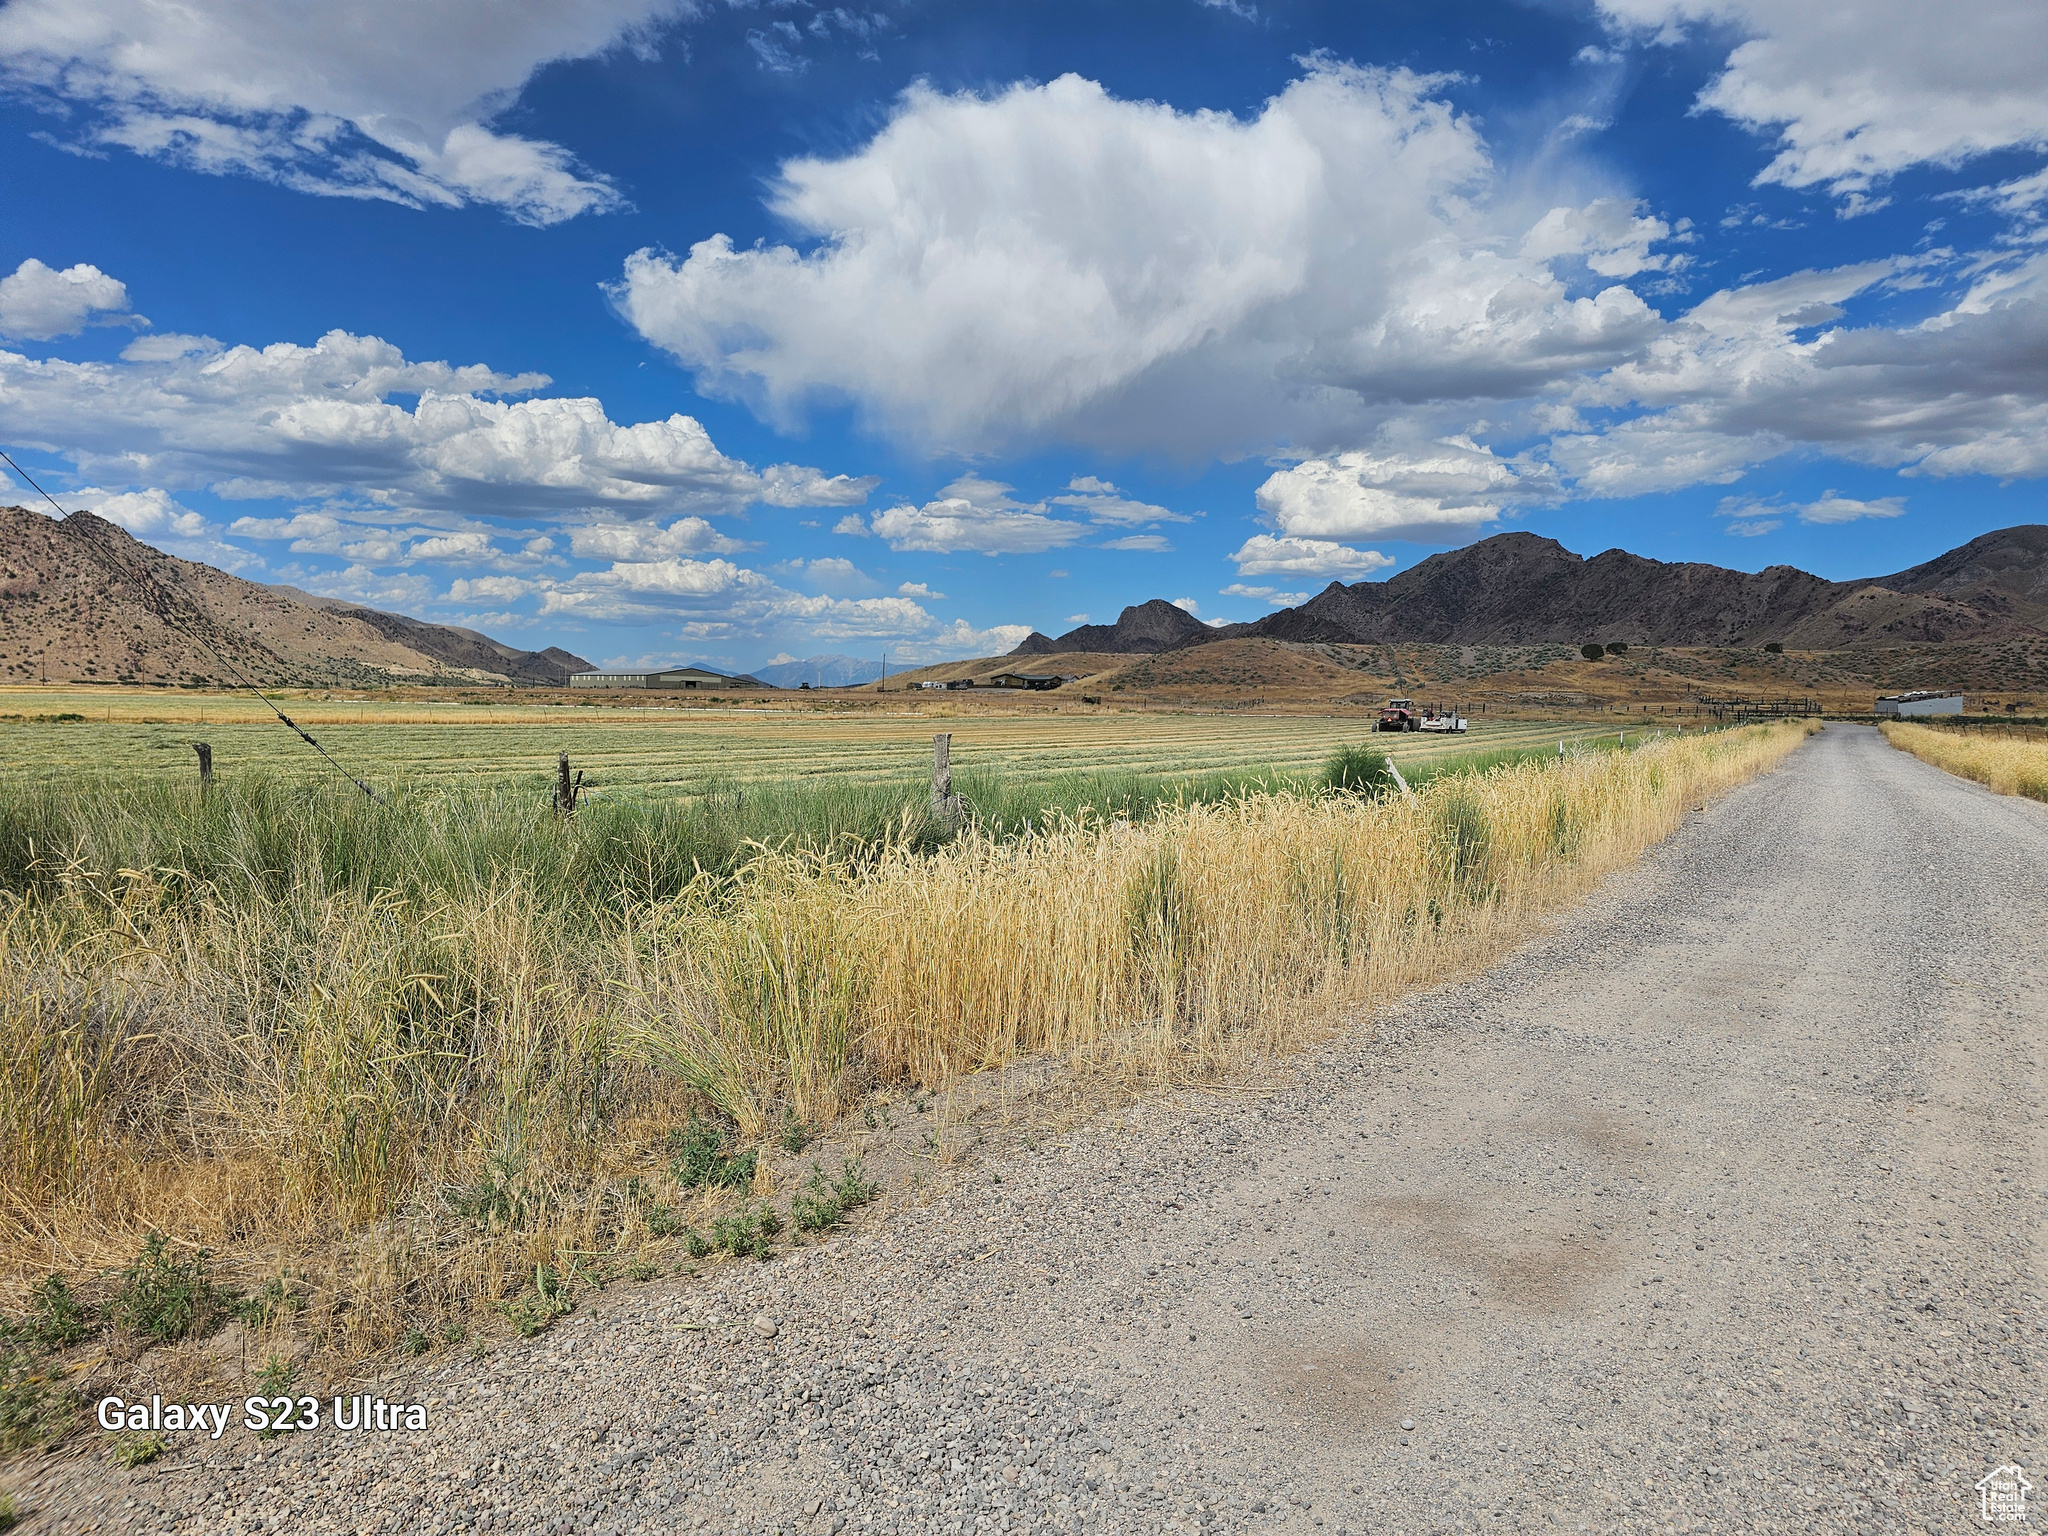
top-left (1008, 598), bottom-right (1212, 655)
top-left (1236, 527), bottom-right (2048, 649)
top-left (1013, 526), bottom-right (2048, 656)
top-left (0, 506), bottom-right (588, 687)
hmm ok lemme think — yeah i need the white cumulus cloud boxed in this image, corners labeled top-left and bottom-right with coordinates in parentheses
top-left (566, 518), bottom-right (753, 560)
top-left (71, 485), bottom-right (206, 538)
top-left (1048, 479), bottom-right (1194, 526)
top-left (0, 1), bottom-right (689, 223)
top-left (1519, 199), bottom-right (1688, 278)
top-left (864, 476), bottom-right (1087, 555)
top-left (613, 61), bottom-right (1673, 456)
top-left (0, 258), bottom-right (140, 340)
top-left (891, 619), bottom-right (1037, 663)
top-left (1551, 254), bottom-right (2048, 494)
top-left (1255, 438), bottom-right (1534, 542)
top-left (1228, 534), bottom-right (1394, 579)
top-left (448, 575), bottom-right (536, 604)
top-left (1221, 582), bottom-right (1312, 606)
top-left (1793, 491), bottom-right (1908, 524)
top-left (2, 312), bottom-right (870, 523)
top-left (1595, 0), bottom-right (2048, 203)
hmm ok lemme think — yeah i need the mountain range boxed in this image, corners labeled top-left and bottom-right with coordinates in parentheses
top-left (10, 505), bottom-right (2046, 693)
top-left (753, 654), bottom-right (887, 689)
top-left (0, 507), bottom-right (589, 688)
top-left (1011, 526), bottom-right (2048, 657)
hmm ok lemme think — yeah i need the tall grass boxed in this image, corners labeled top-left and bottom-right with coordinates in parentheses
top-left (0, 762), bottom-right (1301, 910)
top-left (0, 724), bottom-right (1810, 1364)
top-left (1881, 722), bottom-right (2048, 802)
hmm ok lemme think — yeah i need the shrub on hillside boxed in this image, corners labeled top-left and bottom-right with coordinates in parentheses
top-left (1581, 643), bottom-right (1605, 661)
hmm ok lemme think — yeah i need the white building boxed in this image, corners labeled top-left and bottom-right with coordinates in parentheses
top-left (568, 666), bottom-right (760, 691)
top-left (1875, 691), bottom-right (1964, 717)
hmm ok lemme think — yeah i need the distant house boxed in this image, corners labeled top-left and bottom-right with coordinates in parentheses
top-left (918, 680), bottom-right (948, 690)
top-left (569, 666), bottom-right (763, 691)
top-left (990, 671), bottom-right (1064, 691)
top-left (1875, 691), bottom-right (1963, 717)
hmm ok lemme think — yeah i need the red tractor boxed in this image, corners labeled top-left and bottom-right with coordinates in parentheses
top-left (1377, 697), bottom-right (1421, 732)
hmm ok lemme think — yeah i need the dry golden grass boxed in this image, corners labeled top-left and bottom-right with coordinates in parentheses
top-left (0, 721), bottom-right (1814, 1382)
top-left (1881, 722), bottom-right (2048, 802)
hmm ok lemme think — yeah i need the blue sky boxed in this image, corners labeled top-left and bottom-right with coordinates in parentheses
top-left (2, 0), bottom-right (2045, 673)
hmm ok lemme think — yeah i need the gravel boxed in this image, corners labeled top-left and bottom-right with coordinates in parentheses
top-left (15, 724), bottom-right (2045, 1534)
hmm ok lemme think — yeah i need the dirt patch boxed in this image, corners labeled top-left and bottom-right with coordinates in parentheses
top-left (1368, 1195), bottom-right (1613, 1309)
top-left (1255, 1338), bottom-right (1404, 1428)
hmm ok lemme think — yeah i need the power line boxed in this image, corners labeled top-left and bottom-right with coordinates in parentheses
top-left (2, 448), bottom-right (380, 802)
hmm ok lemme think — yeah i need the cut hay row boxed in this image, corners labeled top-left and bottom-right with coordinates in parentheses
top-left (0, 710), bottom-right (1639, 791)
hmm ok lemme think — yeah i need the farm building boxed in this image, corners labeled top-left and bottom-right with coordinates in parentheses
top-left (990, 672), bottom-right (1068, 691)
top-left (1875, 691), bottom-right (1964, 717)
top-left (569, 666), bottom-right (764, 691)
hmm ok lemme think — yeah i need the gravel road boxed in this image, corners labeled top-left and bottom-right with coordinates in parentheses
top-left (17, 723), bottom-right (2046, 1534)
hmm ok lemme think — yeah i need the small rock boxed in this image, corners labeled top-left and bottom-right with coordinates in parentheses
top-left (752, 1314), bottom-right (780, 1338)
top-left (1400, 1418), bottom-right (1415, 1431)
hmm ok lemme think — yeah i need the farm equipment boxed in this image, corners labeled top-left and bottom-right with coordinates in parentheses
top-left (1377, 698), bottom-right (1467, 733)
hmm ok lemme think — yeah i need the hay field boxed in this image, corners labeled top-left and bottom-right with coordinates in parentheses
top-left (0, 720), bottom-right (1813, 1411)
top-left (0, 686), bottom-right (1636, 793)
top-left (1881, 722), bottom-right (2048, 801)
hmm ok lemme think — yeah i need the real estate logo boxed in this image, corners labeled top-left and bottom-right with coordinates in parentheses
top-left (1977, 1463), bottom-right (2032, 1524)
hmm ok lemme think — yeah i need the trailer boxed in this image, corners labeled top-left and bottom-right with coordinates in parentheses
top-left (1379, 698), bottom-right (1467, 732)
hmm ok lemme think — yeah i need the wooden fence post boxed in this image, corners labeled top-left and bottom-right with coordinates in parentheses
top-left (931, 733), bottom-right (962, 826)
top-left (555, 751), bottom-right (583, 814)
top-left (193, 741), bottom-right (212, 795)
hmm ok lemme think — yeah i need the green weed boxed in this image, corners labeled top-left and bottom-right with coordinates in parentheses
top-left (668, 1116), bottom-right (757, 1191)
top-left (710, 1204), bottom-right (781, 1260)
top-left (793, 1158), bottom-right (879, 1235)
top-left (254, 1356), bottom-right (298, 1439)
top-left (237, 1275), bottom-right (306, 1329)
top-left (834, 1158), bottom-right (879, 1210)
top-left (14, 1275), bottom-right (90, 1349)
top-left (0, 1345), bottom-right (71, 1452)
top-left (113, 1234), bottom-right (225, 1346)
top-left (503, 1265), bottom-right (573, 1337)
top-left (112, 1430), bottom-right (167, 1468)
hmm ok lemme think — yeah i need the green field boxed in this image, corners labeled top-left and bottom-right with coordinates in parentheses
top-left (0, 688), bottom-right (1641, 798)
